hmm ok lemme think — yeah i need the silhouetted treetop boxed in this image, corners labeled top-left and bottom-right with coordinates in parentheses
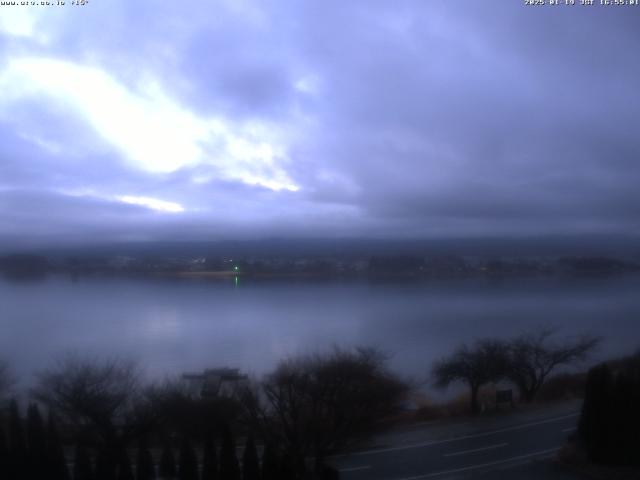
top-left (240, 346), bottom-right (409, 476)
top-left (433, 339), bottom-right (509, 414)
top-left (506, 329), bottom-right (599, 403)
top-left (33, 355), bottom-right (143, 443)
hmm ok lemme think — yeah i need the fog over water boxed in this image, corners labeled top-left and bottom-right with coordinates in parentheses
top-left (2, 274), bottom-right (639, 391)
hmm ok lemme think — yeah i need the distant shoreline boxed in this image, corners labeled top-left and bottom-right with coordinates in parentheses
top-left (156, 269), bottom-right (640, 281)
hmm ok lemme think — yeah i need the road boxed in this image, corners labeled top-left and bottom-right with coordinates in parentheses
top-left (332, 402), bottom-right (585, 479)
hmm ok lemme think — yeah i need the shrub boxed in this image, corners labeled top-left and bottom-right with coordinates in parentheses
top-left (73, 444), bottom-right (95, 480)
top-left (136, 437), bottom-right (154, 480)
top-left (158, 444), bottom-right (176, 480)
top-left (178, 437), bottom-right (198, 480)
top-left (578, 353), bottom-right (640, 466)
top-left (201, 432), bottom-right (218, 480)
top-left (219, 426), bottom-right (240, 480)
top-left (241, 435), bottom-right (260, 480)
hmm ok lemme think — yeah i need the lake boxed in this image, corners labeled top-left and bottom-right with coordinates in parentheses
top-left (1, 273), bottom-right (639, 391)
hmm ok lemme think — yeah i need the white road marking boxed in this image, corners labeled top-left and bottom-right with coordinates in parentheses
top-left (394, 446), bottom-right (561, 479)
top-left (339, 465), bottom-right (372, 472)
top-left (332, 412), bottom-right (579, 458)
top-left (443, 442), bottom-right (508, 457)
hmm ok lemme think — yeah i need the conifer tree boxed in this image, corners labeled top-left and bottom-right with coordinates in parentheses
top-left (630, 357), bottom-right (640, 467)
top-left (279, 453), bottom-right (295, 480)
top-left (241, 436), bottom-right (260, 480)
top-left (26, 403), bottom-right (47, 479)
top-left (0, 426), bottom-right (9, 478)
top-left (611, 371), bottom-right (634, 465)
top-left (136, 437), bottom-right (155, 480)
top-left (260, 444), bottom-right (279, 480)
top-left (200, 432), bottom-right (218, 480)
top-left (46, 412), bottom-right (70, 480)
top-left (178, 437), bottom-right (198, 480)
top-left (96, 448), bottom-right (117, 480)
top-left (74, 444), bottom-right (95, 480)
top-left (117, 450), bottom-right (135, 480)
top-left (9, 399), bottom-right (27, 480)
top-left (579, 363), bottom-right (614, 463)
top-left (159, 444), bottom-right (176, 480)
top-left (219, 426), bottom-right (240, 480)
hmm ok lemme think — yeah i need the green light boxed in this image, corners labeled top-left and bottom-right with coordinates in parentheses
top-left (233, 265), bottom-right (239, 272)
top-left (234, 275), bottom-right (239, 287)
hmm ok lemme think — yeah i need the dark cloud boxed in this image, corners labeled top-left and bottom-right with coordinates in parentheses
top-left (0, 1), bottom-right (639, 246)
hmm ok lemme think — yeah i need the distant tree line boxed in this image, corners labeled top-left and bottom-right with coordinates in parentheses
top-left (3, 251), bottom-right (638, 280)
top-left (432, 329), bottom-right (600, 414)
top-left (578, 351), bottom-right (640, 466)
top-left (0, 254), bottom-right (49, 279)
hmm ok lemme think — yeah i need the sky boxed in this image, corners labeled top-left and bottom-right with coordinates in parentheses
top-left (0, 1), bottom-right (639, 247)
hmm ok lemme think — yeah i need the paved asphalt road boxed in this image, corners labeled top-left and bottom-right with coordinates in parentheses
top-left (332, 405), bottom-right (584, 479)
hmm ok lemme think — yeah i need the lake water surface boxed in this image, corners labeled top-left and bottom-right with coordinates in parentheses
top-left (1, 274), bottom-right (639, 389)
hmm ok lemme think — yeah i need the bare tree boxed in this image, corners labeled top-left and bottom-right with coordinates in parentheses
top-left (240, 347), bottom-right (409, 475)
top-left (32, 355), bottom-right (146, 448)
top-left (506, 329), bottom-right (600, 403)
top-left (432, 339), bottom-right (509, 414)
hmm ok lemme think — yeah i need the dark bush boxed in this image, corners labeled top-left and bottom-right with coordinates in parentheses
top-left (260, 443), bottom-right (279, 480)
top-left (158, 444), bottom-right (176, 480)
top-left (96, 447), bottom-right (118, 480)
top-left (46, 412), bottom-right (70, 480)
top-left (117, 450), bottom-right (135, 480)
top-left (8, 399), bottom-right (27, 479)
top-left (136, 437), bottom-right (155, 480)
top-left (219, 426), bottom-right (240, 480)
top-left (536, 373), bottom-right (586, 403)
top-left (241, 346), bottom-right (408, 476)
top-left (242, 435), bottom-right (260, 480)
top-left (145, 380), bottom-right (241, 442)
top-left (0, 426), bottom-right (9, 479)
top-left (578, 353), bottom-right (640, 466)
top-left (178, 437), bottom-right (198, 480)
top-left (201, 432), bottom-right (218, 480)
top-left (26, 403), bottom-right (47, 479)
top-left (74, 444), bottom-right (95, 480)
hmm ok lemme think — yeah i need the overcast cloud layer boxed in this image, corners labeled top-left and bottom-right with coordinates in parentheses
top-left (0, 1), bottom-right (639, 247)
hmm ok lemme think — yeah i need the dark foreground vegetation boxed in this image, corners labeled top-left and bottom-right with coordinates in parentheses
top-left (578, 351), bottom-right (640, 466)
top-left (0, 348), bottom-right (408, 480)
top-left (0, 328), bottom-right (627, 479)
top-left (553, 351), bottom-right (640, 479)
